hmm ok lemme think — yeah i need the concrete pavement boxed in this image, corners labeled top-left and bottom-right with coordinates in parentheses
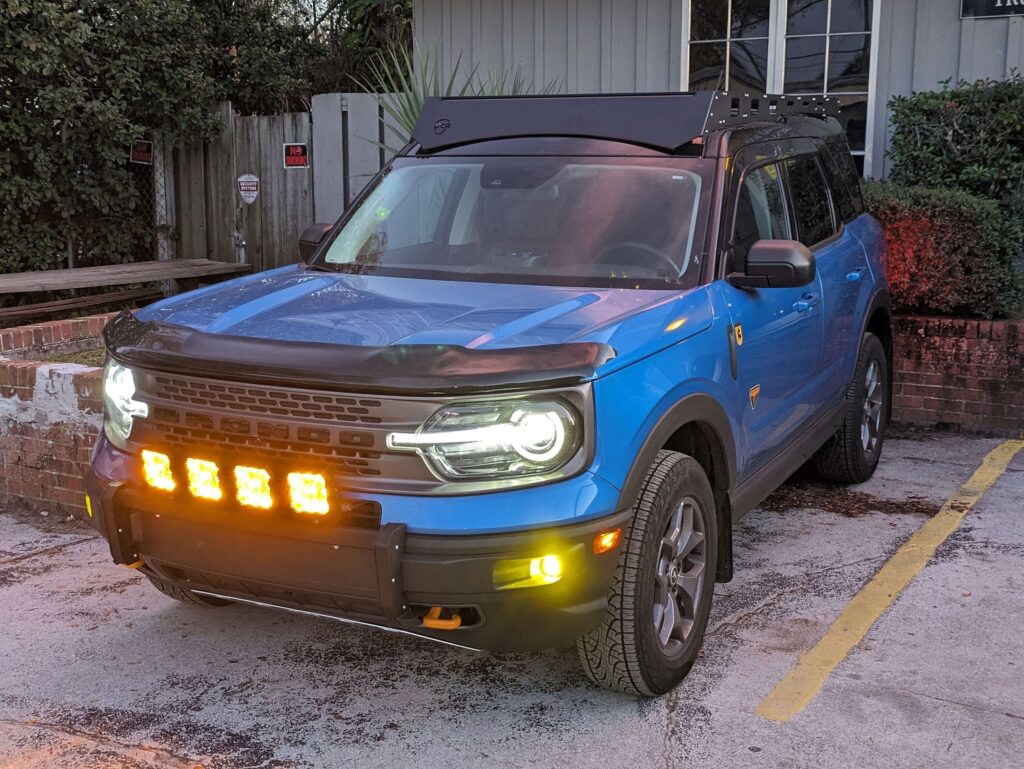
top-left (0, 432), bottom-right (1021, 768)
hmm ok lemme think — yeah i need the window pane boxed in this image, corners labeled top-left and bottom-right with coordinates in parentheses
top-left (828, 34), bottom-right (870, 92)
top-left (784, 35), bottom-right (826, 93)
top-left (731, 0), bottom-right (771, 38)
top-left (729, 38), bottom-right (769, 92)
top-left (785, 156), bottom-right (835, 246)
top-left (819, 145), bottom-right (857, 222)
top-left (691, 1), bottom-right (729, 41)
top-left (836, 96), bottom-right (868, 153)
top-left (830, 0), bottom-right (872, 33)
top-left (689, 42), bottom-right (727, 91)
top-left (787, 0), bottom-right (828, 36)
top-left (733, 164), bottom-right (790, 266)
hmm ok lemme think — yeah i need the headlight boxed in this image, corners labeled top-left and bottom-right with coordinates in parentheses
top-left (102, 360), bottom-right (148, 448)
top-left (387, 400), bottom-right (581, 480)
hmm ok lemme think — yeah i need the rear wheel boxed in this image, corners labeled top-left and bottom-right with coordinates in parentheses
top-left (577, 451), bottom-right (717, 696)
top-left (813, 332), bottom-right (888, 484)
top-left (145, 574), bottom-right (231, 606)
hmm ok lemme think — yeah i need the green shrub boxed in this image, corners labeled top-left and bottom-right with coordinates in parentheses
top-left (887, 75), bottom-right (1024, 213)
top-left (863, 181), bottom-right (1023, 318)
top-left (0, 0), bottom-right (221, 279)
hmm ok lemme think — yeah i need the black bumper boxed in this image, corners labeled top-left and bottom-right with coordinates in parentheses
top-left (84, 471), bottom-right (629, 652)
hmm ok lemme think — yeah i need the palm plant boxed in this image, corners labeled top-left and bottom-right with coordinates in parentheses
top-left (361, 46), bottom-right (560, 149)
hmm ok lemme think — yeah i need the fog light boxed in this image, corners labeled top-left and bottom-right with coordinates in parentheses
top-left (141, 450), bottom-right (175, 492)
top-left (287, 472), bottom-right (329, 515)
top-left (235, 466), bottom-right (273, 509)
top-left (186, 458), bottom-right (222, 501)
top-left (493, 553), bottom-right (564, 590)
top-left (593, 528), bottom-right (621, 554)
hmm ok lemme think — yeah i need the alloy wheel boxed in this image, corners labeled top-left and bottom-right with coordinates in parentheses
top-left (652, 496), bottom-right (706, 654)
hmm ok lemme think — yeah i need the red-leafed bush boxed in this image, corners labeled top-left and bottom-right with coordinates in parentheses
top-left (863, 181), bottom-right (1024, 318)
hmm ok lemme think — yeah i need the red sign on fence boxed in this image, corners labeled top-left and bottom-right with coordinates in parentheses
top-left (283, 143), bottom-right (309, 168)
top-left (130, 140), bottom-right (154, 165)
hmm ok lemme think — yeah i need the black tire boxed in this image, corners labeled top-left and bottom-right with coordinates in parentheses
top-left (145, 574), bottom-right (231, 606)
top-left (577, 451), bottom-right (717, 696)
top-left (813, 332), bottom-right (888, 484)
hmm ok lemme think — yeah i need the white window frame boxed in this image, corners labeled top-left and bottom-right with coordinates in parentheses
top-left (682, 0), bottom-right (881, 177)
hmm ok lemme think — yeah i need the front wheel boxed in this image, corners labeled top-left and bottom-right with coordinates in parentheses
top-left (813, 332), bottom-right (888, 484)
top-left (577, 451), bottom-right (717, 696)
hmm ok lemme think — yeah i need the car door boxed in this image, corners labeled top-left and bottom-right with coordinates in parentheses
top-left (816, 144), bottom-right (875, 398)
top-left (718, 160), bottom-right (826, 475)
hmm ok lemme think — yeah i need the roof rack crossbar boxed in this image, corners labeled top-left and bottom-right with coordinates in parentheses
top-left (410, 91), bottom-right (840, 154)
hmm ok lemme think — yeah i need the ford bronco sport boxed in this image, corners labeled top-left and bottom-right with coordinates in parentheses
top-left (88, 92), bottom-right (891, 696)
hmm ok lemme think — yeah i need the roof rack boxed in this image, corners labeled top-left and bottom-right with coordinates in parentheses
top-left (705, 92), bottom-right (838, 133)
top-left (411, 91), bottom-right (840, 154)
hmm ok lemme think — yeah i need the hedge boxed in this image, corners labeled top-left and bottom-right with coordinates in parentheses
top-left (887, 75), bottom-right (1024, 214)
top-left (863, 181), bottom-right (1024, 319)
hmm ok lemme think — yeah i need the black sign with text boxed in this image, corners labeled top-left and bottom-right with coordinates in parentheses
top-left (962, 0), bottom-right (1024, 19)
top-left (283, 143), bottom-right (309, 168)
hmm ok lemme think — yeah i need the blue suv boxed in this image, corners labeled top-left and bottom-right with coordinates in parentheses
top-left (88, 92), bottom-right (891, 696)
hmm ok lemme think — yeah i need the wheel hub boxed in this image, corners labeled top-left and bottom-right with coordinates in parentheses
top-left (861, 359), bottom-right (884, 455)
top-left (652, 496), bottom-right (707, 654)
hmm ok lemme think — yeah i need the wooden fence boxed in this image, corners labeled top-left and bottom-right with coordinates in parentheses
top-left (166, 96), bottom-right (396, 273)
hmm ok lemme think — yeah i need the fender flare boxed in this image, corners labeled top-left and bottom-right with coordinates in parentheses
top-left (615, 392), bottom-right (737, 512)
top-left (860, 288), bottom-right (893, 421)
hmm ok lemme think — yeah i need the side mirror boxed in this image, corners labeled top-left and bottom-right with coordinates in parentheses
top-left (726, 239), bottom-right (815, 289)
top-left (299, 223), bottom-right (334, 261)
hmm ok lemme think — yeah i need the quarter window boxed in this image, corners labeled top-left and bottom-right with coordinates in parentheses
top-left (784, 156), bottom-right (836, 247)
top-left (732, 163), bottom-right (790, 268)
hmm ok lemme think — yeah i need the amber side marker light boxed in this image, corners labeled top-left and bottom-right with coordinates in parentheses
top-left (186, 458), bottom-right (222, 501)
top-left (141, 450), bottom-right (175, 492)
top-left (235, 466), bottom-right (274, 509)
top-left (287, 472), bottom-right (329, 515)
top-left (594, 528), bottom-right (621, 555)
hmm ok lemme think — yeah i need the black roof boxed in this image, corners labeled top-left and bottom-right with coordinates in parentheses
top-left (411, 92), bottom-right (839, 154)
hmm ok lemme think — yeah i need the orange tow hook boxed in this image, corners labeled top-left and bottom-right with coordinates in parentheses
top-left (422, 606), bottom-right (462, 630)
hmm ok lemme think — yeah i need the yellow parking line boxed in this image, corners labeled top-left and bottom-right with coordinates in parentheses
top-left (756, 439), bottom-right (1024, 723)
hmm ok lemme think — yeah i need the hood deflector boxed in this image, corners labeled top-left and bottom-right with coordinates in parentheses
top-left (103, 312), bottom-right (616, 396)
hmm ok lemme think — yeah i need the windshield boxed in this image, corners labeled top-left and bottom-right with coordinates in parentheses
top-left (319, 155), bottom-right (713, 289)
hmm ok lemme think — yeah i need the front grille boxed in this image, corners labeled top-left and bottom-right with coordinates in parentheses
top-left (131, 370), bottom-right (441, 491)
top-left (151, 375), bottom-right (386, 425)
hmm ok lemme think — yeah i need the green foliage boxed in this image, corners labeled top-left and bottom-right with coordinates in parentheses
top-left (1, 0), bottom-right (221, 275)
top-left (863, 181), bottom-right (1024, 319)
top-left (361, 46), bottom-right (561, 146)
top-left (887, 75), bottom-right (1024, 213)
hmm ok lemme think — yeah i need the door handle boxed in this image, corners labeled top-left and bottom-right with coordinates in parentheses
top-left (846, 267), bottom-right (867, 282)
top-left (793, 292), bottom-right (820, 313)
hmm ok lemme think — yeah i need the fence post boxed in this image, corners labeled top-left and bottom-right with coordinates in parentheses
top-left (153, 133), bottom-right (176, 293)
top-left (312, 92), bottom-right (346, 224)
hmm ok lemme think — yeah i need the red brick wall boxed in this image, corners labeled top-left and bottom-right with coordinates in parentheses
top-left (1, 312), bottom-right (117, 358)
top-left (892, 316), bottom-right (1024, 435)
top-left (0, 316), bottom-right (112, 516)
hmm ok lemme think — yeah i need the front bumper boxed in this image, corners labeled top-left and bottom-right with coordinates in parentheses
top-left (84, 468), bottom-right (629, 652)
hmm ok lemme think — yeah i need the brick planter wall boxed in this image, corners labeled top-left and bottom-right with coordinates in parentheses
top-left (892, 316), bottom-right (1023, 435)
top-left (0, 315), bottom-right (115, 517)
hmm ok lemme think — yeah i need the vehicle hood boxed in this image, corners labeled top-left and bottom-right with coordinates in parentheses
top-left (133, 265), bottom-right (714, 378)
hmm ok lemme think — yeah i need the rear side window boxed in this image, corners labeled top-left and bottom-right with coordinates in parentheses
top-left (821, 142), bottom-right (864, 221)
top-left (785, 156), bottom-right (836, 247)
top-left (732, 163), bottom-right (790, 267)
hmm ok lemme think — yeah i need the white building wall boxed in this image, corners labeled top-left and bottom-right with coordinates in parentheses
top-left (414, 0), bottom-right (1024, 179)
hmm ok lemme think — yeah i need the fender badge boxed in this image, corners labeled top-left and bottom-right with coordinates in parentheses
top-left (749, 384), bottom-right (761, 410)
top-left (735, 324), bottom-right (744, 346)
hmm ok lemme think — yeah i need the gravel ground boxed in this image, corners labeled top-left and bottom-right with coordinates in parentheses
top-left (0, 432), bottom-right (1021, 769)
